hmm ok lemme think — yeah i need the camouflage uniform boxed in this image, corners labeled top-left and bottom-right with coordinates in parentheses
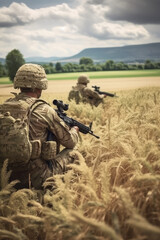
top-left (68, 75), bottom-right (104, 107)
top-left (3, 64), bottom-right (80, 190)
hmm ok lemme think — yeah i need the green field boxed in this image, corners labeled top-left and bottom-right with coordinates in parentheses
top-left (0, 69), bottom-right (160, 84)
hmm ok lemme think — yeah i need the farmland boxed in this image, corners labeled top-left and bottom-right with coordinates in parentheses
top-left (0, 72), bottom-right (160, 240)
top-left (0, 69), bottom-right (160, 85)
top-left (47, 69), bottom-right (160, 80)
top-left (0, 69), bottom-right (160, 97)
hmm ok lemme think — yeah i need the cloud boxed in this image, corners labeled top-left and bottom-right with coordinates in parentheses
top-left (91, 22), bottom-right (149, 40)
top-left (74, 2), bottom-right (149, 40)
top-left (0, 0), bottom-right (76, 9)
top-left (104, 0), bottom-right (160, 24)
top-left (87, 0), bottom-right (107, 5)
top-left (0, 2), bottom-right (149, 39)
top-left (0, 2), bottom-right (78, 27)
top-left (0, 1), bottom-right (158, 58)
top-left (0, 3), bottom-right (37, 27)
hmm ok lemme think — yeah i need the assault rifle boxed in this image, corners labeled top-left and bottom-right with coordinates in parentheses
top-left (53, 99), bottom-right (99, 139)
top-left (92, 85), bottom-right (118, 98)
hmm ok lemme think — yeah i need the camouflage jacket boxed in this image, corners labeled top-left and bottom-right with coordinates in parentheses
top-left (68, 84), bottom-right (104, 106)
top-left (77, 84), bottom-right (103, 100)
top-left (6, 93), bottom-right (78, 149)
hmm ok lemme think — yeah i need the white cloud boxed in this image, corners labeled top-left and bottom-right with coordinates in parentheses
top-left (0, 2), bottom-right (78, 27)
top-left (92, 22), bottom-right (149, 39)
top-left (0, 3), bottom-right (36, 27)
top-left (0, 1), bottom-right (159, 58)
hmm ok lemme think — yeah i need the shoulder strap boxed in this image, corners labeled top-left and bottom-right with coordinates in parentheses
top-left (27, 99), bottom-right (50, 124)
top-left (30, 99), bottom-right (50, 113)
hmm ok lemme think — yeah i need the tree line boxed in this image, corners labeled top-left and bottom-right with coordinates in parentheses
top-left (43, 58), bottom-right (160, 74)
top-left (1, 49), bottom-right (160, 82)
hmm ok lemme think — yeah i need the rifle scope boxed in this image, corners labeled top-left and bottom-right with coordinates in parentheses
top-left (53, 99), bottom-right (69, 111)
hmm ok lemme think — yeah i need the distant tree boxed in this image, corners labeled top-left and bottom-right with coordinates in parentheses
top-left (137, 64), bottom-right (144, 70)
top-left (155, 62), bottom-right (160, 69)
top-left (62, 63), bottom-right (72, 72)
top-left (55, 62), bottom-right (62, 72)
top-left (0, 63), bottom-right (4, 77)
top-left (49, 62), bottom-right (53, 67)
top-left (79, 64), bottom-right (88, 72)
top-left (144, 60), bottom-right (155, 69)
top-left (42, 63), bottom-right (56, 74)
top-left (79, 57), bottom-right (94, 65)
top-left (92, 64), bottom-right (103, 71)
top-left (6, 49), bottom-right (25, 82)
top-left (103, 60), bottom-right (115, 70)
top-left (45, 68), bottom-right (50, 74)
top-left (114, 62), bottom-right (124, 70)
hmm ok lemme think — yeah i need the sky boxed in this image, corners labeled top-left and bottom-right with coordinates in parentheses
top-left (0, 0), bottom-right (160, 58)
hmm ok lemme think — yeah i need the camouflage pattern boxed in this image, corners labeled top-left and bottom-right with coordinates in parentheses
top-left (0, 100), bottom-right (33, 167)
top-left (29, 148), bottom-right (81, 189)
top-left (68, 82), bottom-right (104, 107)
top-left (0, 96), bottom-right (37, 189)
top-left (14, 64), bottom-right (48, 90)
top-left (1, 92), bottom-right (79, 190)
top-left (77, 75), bottom-right (90, 84)
top-left (68, 86), bottom-right (81, 104)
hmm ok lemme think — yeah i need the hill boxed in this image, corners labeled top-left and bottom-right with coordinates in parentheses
top-left (0, 42), bottom-right (160, 64)
top-left (61, 42), bottom-right (160, 63)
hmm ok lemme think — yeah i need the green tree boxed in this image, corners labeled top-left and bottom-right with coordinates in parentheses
top-left (155, 62), bottom-right (160, 69)
top-left (0, 63), bottom-right (4, 77)
top-left (79, 57), bottom-right (93, 65)
top-left (6, 49), bottom-right (25, 82)
top-left (49, 62), bottom-right (53, 67)
top-left (55, 62), bottom-right (62, 72)
top-left (42, 63), bottom-right (56, 74)
top-left (103, 60), bottom-right (115, 70)
top-left (144, 60), bottom-right (155, 69)
top-left (92, 64), bottom-right (103, 71)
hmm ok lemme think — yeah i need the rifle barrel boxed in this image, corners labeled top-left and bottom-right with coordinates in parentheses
top-left (100, 91), bottom-right (115, 97)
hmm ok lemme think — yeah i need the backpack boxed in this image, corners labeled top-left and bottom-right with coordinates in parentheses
top-left (68, 88), bottom-right (82, 104)
top-left (0, 99), bottom-right (43, 168)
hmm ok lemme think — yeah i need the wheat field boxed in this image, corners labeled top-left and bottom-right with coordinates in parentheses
top-left (0, 86), bottom-right (160, 240)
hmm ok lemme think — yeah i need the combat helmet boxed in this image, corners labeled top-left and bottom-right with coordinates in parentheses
top-left (77, 75), bottom-right (90, 84)
top-left (14, 63), bottom-right (48, 90)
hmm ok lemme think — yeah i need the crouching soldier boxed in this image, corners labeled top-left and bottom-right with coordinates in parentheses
top-left (0, 63), bottom-right (81, 190)
top-left (68, 74), bottom-right (106, 107)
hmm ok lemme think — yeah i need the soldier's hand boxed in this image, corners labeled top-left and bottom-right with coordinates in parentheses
top-left (73, 126), bottom-right (79, 132)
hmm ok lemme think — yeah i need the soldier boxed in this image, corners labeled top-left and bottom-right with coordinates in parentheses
top-left (0, 63), bottom-right (81, 190)
top-left (68, 74), bottom-right (106, 107)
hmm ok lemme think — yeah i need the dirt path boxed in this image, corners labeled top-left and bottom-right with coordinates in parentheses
top-left (0, 77), bottom-right (160, 96)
